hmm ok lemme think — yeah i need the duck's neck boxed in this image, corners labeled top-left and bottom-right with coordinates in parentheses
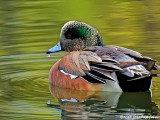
top-left (97, 35), bottom-right (104, 46)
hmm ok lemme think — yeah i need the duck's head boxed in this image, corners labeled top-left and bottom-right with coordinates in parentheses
top-left (46, 21), bottom-right (103, 54)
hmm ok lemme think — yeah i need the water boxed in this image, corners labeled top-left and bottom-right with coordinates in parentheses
top-left (0, 0), bottom-right (160, 119)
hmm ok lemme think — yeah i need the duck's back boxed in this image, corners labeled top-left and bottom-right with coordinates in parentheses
top-left (83, 45), bottom-right (159, 91)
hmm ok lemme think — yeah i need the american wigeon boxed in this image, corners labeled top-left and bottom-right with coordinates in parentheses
top-left (47, 21), bottom-right (159, 92)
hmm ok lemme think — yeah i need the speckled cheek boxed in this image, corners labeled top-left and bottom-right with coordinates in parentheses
top-left (64, 39), bottom-right (85, 52)
top-left (86, 35), bottom-right (98, 47)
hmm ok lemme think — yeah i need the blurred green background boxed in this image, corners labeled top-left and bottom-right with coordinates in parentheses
top-left (0, 0), bottom-right (160, 119)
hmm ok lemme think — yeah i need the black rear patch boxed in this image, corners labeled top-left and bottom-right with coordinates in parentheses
top-left (116, 72), bottom-right (152, 92)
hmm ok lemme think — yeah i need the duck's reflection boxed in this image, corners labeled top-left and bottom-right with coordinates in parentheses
top-left (48, 85), bottom-right (158, 119)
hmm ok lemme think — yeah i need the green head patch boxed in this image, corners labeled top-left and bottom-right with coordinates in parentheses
top-left (64, 26), bottom-right (91, 40)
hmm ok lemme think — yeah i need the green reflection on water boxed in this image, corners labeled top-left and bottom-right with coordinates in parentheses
top-left (0, 0), bottom-right (160, 119)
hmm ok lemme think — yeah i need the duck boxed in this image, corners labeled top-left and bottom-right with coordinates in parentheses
top-left (46, 21), bottom-right (160, 92)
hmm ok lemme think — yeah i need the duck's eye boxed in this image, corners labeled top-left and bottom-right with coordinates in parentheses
top-left (66, 33), bottom-right (72, 39)
top-left (64, 28), bottom-right (80, 40)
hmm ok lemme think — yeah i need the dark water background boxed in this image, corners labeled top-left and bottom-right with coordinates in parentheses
top-left (0, 0), bottom-right (160, 119)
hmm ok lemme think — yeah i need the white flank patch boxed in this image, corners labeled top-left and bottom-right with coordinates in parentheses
top-left (61, 98), bottom-right (78, 102)
top-left (60, 69), bottom-right (78, 79)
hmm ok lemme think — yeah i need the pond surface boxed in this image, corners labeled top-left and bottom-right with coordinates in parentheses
top-left (0, 0), bottom-right (160, 119)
